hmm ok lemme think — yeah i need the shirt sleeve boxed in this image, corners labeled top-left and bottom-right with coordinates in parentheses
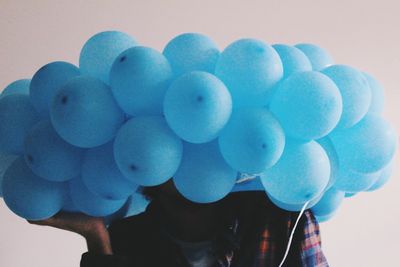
top-left (80, 252), bottom-right (130, 267)
top-left (299, 210), bottom-right (329, 267)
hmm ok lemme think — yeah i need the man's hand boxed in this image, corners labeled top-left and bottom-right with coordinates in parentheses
top-left (28, 212), bottom-right (113, 255)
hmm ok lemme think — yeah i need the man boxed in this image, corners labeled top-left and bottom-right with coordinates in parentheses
top-left (30, 178), bottom-right (329, 266)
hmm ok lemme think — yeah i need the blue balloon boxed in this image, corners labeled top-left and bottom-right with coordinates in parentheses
top-left (62, 193), bottom-right (79, 213)
top-left (321, 65), bottom-right (371, 129)
top-left (218, 108), bottom-right (285, 174)
top-left (79, 31), bottom-right (137, 83)
top-left (23, 120), bottom-right (84, 182)
top-left (317, 136), bottom-right (339, 190)
top-left (163, 33), bottom-right (220, 77)
top-left (270, 71), bottom-right (342, 141)
top-left (345, 192), bottom-right (357, 198)
top-left (330, 114), bottom-right (397, 173)
top-left (295, 43), bottom-right (334, 71)
top-left (363, 72), bottom-right (385, 114)
top-left (69, 177), bottom-right (126, 217)
top-left (315, 212), bottom-right (337, 223)
top-left (164, 71), bottom-right (232, 143)
top-left (2, 157), bottom-right (65, 220)
top-left (231, 175), bottom-right (265, 192)
top-left (50, 76), bottom-right (125, 148)
top-left (215, 39), bottom-right (283, 107)
top-left (311, 188), bottom-right (345, 217)
top-left (173, 141), bottom-right (237, 203)
top-left (267, 191), bottom-right (323, 212)
top-left (30, 62), bottom-right (80, 117)
top-left (272, 44), bottom-right (312, 78)
top-left (1, 79), bottom-right (30, 98)
top-left (110, 46), bottom-right (173, 116)
top-left (261, 140), bottom-right (331, 204)
top-left (366, 161), bottom-right (393, 192)
top-left (0, 154), bottom-right (18, 197)
top-left (335, 167), bottom-right (381, 192)
top-left (82, 141), bottom-right (138, 200)
top-left (0, 94), bottom-right (40, 154)
top-left (114, 116), bottom-right (183, 186)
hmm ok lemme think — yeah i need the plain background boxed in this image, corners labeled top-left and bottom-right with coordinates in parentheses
top-left (0, 0), bottom-right (399, 266)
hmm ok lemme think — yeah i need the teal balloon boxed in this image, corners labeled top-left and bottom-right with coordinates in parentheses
top-left (79, 31), bottom-right (137, 83)
top-left (363, 72), bottom-right (384, 114)
top-left (164, 71), bottom-right (232, 143)
top-left (272, 44), bottom-right (312, 77)
top-left (270, 71), bottom-right (342, 141)
top-left (295, 43), bottom-right (334, 71)
top-left (330, 114), bottom-right (397, 173)
top-left (261, 140), bottom-right (331, 204)
top-left (82, 141), bottom-right (138, 200)
top-left (267, 191), bottom-right (323, 212)
top-left (218, 108), bottom-right (285, 174)
top-left (2, 157), bottom-right (65, 220)
top-left (30, 62), bottom-right (80, 117)
top-left (173, 141), bottom-right (237, 203)
top-left (367, 161), bottom-right (393, 192)
top-left (1, 79), bottom-right (30, 98)
top-left (0, 94), bottom-right (40, 154)
top-left (69, 177), bottom-right (126, 217)
top-left (110, 46), bottom-right (173, 116)
top-left (163, 33), bottom-right (220, 77)
top-left (335, 167), bottom-right (381, 192)
top-left (315, 212), bottom-right (337, 223)
top-left (50, 76), bottom-right (125, 148)
top-left (321, 65), bottom-right (371, 129)
top-left (23, 120), bottom-right (84, 182)
top-left (0, 154), bottom-right (18, 197)
top-left (215, 39), bottom-right (283, 107)
top-left (114, 116), bottom-right (183, 186)
top-left (311, 188), bottom-right (345, 217)
top-left (317, 137), bottom-right (339, 190)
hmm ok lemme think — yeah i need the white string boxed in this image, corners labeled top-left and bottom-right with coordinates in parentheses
top-left (278, 200), bottom-right (310, 267)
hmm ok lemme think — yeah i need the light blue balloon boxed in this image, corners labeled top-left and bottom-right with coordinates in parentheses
top-left (163, 33), bottom-right (220, 77)
top-left (79, 31), bottom-right (137, 83)
top-left (366, 161), bottom-right (393, 192)
top-left (267, 191), bottom-right (323, 212)
top-left (295, 43), bottom-right (334, 71)
top-left (30, 62), bottom-right (80, 117)
top-left (231, 175), bottom-right (265, 192)
top-left (1, 79), bottom-right (30, 98)
top-left (218, 108), bottom-right (285, 174)
top-left (173, 141), bottom-right (237, 203)
top-left (82, 141), bottom-right (138, 200)
top-left (317, 136), bottom-right (339, 190)
top-left (261, 140), bottom-right (331, 204)
top-left (164, 71), bottom-right (232, 143)
top-left (363, 72), bottom-right (384, 114)
top-left (23, 120), bottom-right (84, 182)
top-left (69, 176), bottom-right (126, 217)
top-left (321, 65), bottom-right (371, 129)
top-left (345, 192), bottom-right (357, 198)
top-left (2, 157), bottom-right (65, 220)
top-left (0, 154), bottom-right (18, 197)
top-left (315, 212), bottom-right (337, 223)
top-left (335, 167), bottom-right (381, 193)
top-left (114, 116), bottom-right (183, 186)
top-left (270, 71), bottom-right (342, 141)
top-left (330, 114), bottom-right (397, 174)
top-left (215, 39), bottom-right (283, 107)
top-left (50, 76), bottom-right (125, 148)
top-left (272, 44), bottom-right (312, 78)
top-left (0, 94), bottom-right (40, 154)
top-left (110, 46), bottom-right (173, 116)
top-left (311, 188), bottom-right (345, 217)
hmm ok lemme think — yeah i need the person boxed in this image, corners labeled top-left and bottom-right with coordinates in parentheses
top-left (29, 178), bottom-right (329, 267)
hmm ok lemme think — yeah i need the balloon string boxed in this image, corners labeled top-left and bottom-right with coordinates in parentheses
top-left (278, 200), bottom-right (310, 267)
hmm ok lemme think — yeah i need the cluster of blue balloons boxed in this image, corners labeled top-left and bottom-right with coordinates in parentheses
top-left (0, 31), bottom-right (397, 223)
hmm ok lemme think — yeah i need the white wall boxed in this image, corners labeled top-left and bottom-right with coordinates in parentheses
top-left (0, 1), bottom-right (399, 266)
